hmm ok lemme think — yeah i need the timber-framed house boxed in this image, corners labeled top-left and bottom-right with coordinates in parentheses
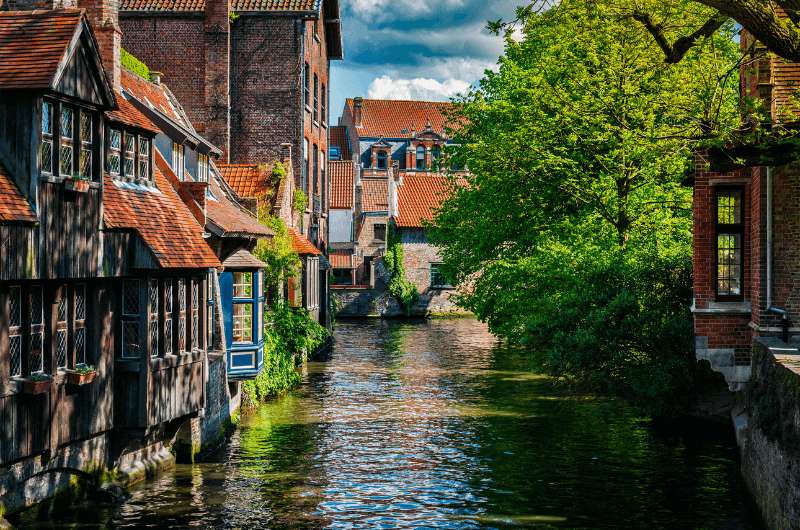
top-left (0, 7), bottom-right (221, 511)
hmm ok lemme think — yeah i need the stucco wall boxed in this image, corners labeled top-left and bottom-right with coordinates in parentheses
top-left (329, 208), bottom-right (352, 243)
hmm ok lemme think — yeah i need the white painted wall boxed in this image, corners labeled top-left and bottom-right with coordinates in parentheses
top-left (330, 209), bottom-right (353, 242)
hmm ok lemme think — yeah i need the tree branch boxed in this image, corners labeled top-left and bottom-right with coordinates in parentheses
top-left (632, 11), bottom-right (728, 63)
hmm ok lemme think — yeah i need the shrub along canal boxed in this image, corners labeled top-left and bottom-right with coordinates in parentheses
top-left (14, 319), bottom-right (761, 528)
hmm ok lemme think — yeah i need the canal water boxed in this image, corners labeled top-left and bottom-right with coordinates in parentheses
top-left (15, 319), bottom-right (761, 529)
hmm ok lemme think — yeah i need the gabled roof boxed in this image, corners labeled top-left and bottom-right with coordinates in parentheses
top-left (345, 99), bottom-right (455, 139)
top-left (121, 68), bottom-right (182, 122)
top-left (0, 10), bottom-right (115, 106)
top-left (329, 125), bottom-right (352, 160)
top-left (0, 160), bottom-right (36, 224)
top-left (105, 92), bottom-right (160, 133)
top-left (223, 249), bottom-right (265, 269)
top-left (360, 178), bottom-right (388, 213)
top-left (395, 173), bottom-right (457, 228)
top-left (329, 160), bottom-right (354, 209)
top-left (219, 164), bottom-right (276, 200)
top-left (206, 170), bottom-right (274, 239)
top-left (103, 151), bottom-right (220, 269)
top-left (329, 250), bottom-right (352, 269)
top-left (288, 228), bottom-right (321, 256)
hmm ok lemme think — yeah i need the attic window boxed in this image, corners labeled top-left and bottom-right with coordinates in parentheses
top-left (376, 150), bottom-right (388, 169)
top-left (172, 142), bottom-right (185, 181)
top-left (138, 138), bottom-right (150, 180)
top-left (79, 112), bottom-right (93, 179)
top-left (123, 133), bottom-right (135, 177)
top-left (416, 145), bottom-right (426, 171)
top-left (198, 154), bottom-right (209, 183)
top-left (108, 129), bottom-right (122, 175)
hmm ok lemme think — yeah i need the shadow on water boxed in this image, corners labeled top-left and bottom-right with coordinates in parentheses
top-left (11, 319), bottom-right (763, 529)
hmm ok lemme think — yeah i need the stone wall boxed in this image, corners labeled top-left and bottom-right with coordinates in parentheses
top-left (400, 228), bottom-right (466, 316)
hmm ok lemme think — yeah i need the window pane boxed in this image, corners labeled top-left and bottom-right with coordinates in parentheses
top-left (233, 303), bottom-right (253, 343)
top-left (124, 133), bottom-right (134, 177)
top-left (40, 139), bottom-right (53, 174)
top-left (75, 327), bottom-right (86, 366)
top-left (717, 234), bottom-right (742, 296)
top-left (42, 101), bottom-right (52, 134)
top-left (75, 284), bottom-right (86, 321)
top-left (123, 280), bottom-right (139, 315)
top-left (60, 107), bottom-right (73, 137)
top-left (30, 286), bottom-right (42, 326)
top-left (56, 329), bottom-right (67, 369)
top-left (30, 332), bottom-right (43, 373)
top-left (80, 113), bottom-right (92, 143)
top-left (60, 142), bottom-right (73, 176)
top-left (717, 191), bottom-right (742, 225)
top-left (9, 286), bottom-right (21, 327)
top-left (9, 335), bottom-right (21, 377)
top-left (123, 321), bottom-right (140, 358)
top-left (80, 148), bottom-right (92, 178)
top-left (57, 291), bottom-right (67, 323)
top-left (109, 130), bottom-right (121, 175)
top-left (233, 272), bottom-right (253, 298)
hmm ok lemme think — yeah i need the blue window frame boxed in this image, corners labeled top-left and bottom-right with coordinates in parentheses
top-left (222, 269), bottom-right (265, 379)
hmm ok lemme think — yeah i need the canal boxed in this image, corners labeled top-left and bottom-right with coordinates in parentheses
top-left (15, 319), bottom-right (761, 529)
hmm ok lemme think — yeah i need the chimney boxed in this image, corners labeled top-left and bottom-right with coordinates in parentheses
top-left (79, 0), bottom-right (122, 92)
top-left (204, 0), bottom-right (231, 161)
top-left (280, 142), bottom-right (293, 165)
top-left (353, 96), bottom-right (363, 128)
top-left (150, 71), bottom-right (163, 85)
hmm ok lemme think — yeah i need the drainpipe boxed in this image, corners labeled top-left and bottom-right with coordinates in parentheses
top-left (766, 167), bottom-right (791, 342)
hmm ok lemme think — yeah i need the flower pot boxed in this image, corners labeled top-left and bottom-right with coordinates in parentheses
top-left (64, 177), bottom-right (90, 193)
top-left (66, 370), bottom-right (96, 386)
top-left (23, 379), bottom-right (51, 395)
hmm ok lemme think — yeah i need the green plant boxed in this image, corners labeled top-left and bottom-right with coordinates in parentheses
top-left (252, 210), bottom-right (301, 296)
top-left (293, 188), bottom-right (308, 213)
top-left (384, 225), bottom-right (418, 314)
top-left (74, 364), bottom-right (96, 375)
top-left (120, 48), bottom-right (150, 80)
top-left (29, 372), bottom-right (51, 382)
top-left (228, 11), bottom-right (240, 23)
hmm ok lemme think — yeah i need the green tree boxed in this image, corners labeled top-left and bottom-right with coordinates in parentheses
top-left (431, 0), bottom-right (740, 415)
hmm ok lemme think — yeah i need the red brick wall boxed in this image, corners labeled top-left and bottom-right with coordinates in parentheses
top-left (695, 313), bottom-right (753, 364)
top-left (769, 164), bottom-right (800, 319)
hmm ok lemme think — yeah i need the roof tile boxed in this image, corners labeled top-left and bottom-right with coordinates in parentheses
top-left (0, 159), bottom-right (36, 223)
top-left (206, 173), bottom-right (274, 238)
top-left (395, 173), bottom-right (458, 228)
top-left (329, 125), bottom-right (352, 160)
top-left (360, 178), bottom-right (388, 212)
top-left (219, 164), bottom-right (277, 200)
top-left (289, 228), bottom-right (321, 255)
top-left (329, 160), bottom-right (354, 209)
top-left (346, 99), bottom-right (455, 139)
top-left (105, 92), bottom-right (160, 133)
top-left (120, 0), bottom-right (319, 11)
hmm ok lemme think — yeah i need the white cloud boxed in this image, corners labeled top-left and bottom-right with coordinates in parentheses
top-left (366, 75), bottom-right (471, 101)
top-left (347, 0), bottom-right (466, 22)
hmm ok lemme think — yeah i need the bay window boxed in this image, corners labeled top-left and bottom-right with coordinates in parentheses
top-left (138, 137), bottom-right (150, 181)
top-left (715, 188), bottom-right (744, 300)
top-left (123, 132), bottom-right (135, 177)
top-left (40, 101), bottom-right (53, 174)
top-left (59, 107), bottom-right (74, 176)
top-left (232, 272), bottom-right (254, 344)
top-left (79, 112), bottom-right (93, 179)
top-left (108, 129), bottom-right (122, 175)
top-left (8, 286), bottom-right (21, 377)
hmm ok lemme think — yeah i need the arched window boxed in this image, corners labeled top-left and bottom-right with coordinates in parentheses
top-left (376, 150), bottom-right (388, 169)
top-left (431, 145), bottom-right (442, 169)
top-left (416, 145), bottom-right (426, 170)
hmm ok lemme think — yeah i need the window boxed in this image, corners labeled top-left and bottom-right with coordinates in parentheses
top-left (303, 138), bottom-right (310, 194)
top-left (172, 142), bottom-right (185, 181)
top-left (138, 137), bottom-right (150, 181)
top-left (373, 223), bottom-right (386, 241)
top-left (313, 74), bottom-right (319, 123)
top-left (207, 271), bottom-right (215, 348)
top-left (304, 62), bottom-right (311, 108)
top-left (149, 280), bottom-right (159, 357)
top-left (376, 150), bottom-right (388, 169)
top-left (74, 284), bottom-right (86, 366)
top-left (313, 144), bottom-right (319, 195)
top-left (715, 188), bottom-right (744, 299)
top-left (59, 106), bottom-right (74, 176)
top-left (416, 145), bottom-right (426, 171)
top-left (122, 280), bottom-right (140, 358)
top-left (164, 279), bottom-right (173, 355)
top-left (198, 154), bottom-right (209, 183)
top-left (232, 272), bottom-right (255, 344)
top-left (330, 147), bottom-right (341, 161)
top-left (40, 101), bottom-right (53, 174)
top-left (108, 129), bottom-right (122, 175)
top-left (79, 112), bottom-right (93, 179)
top-left (123, 133), bottom-right (135, 177)
top-left (29, 286), bottom-right (44, 374)
top-left (321, 83), bottom-right (327, 124)
top-left (430, 264), bottom-right (451, 289)
top-left (177, 278), bottom-right (186, 353)
top-left (8, 286), bottom-right (21, 377)
top-left (431, 145), bottom-right (442, 170)
top-left (332, 269), bottom-right (353, 285)
top-left (191, 279), bottom-right (200, 351)
top-left (321, 151), bottom-right (326, 208)
top-left (56, 286), bottom-right (68, 369)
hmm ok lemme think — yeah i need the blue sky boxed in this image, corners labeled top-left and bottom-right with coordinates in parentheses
top-left (329, 0), bottom-right (522, 121)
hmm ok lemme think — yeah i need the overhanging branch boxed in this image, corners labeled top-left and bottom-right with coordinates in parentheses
top-left (632, 11), bottom-right (728, 63)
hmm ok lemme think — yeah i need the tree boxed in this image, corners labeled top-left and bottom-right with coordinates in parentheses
top-left (432, 0), bottom-right (740, 414)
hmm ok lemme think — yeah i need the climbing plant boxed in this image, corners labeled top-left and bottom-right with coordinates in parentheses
top-left (293, 188), bottom-right (308, 213)
top-left (384, 225), bottom-right (418, 315)
top-left (120, 49), bottom-right (150, 80)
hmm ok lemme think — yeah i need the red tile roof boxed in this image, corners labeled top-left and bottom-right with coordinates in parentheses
top-left (219, 164), bottom-right (275, 200)
top-left (360, 178), bottom-right (388, 212)
top-left (395, 173), bottom-right (457, 228)
top-left (120, 0), bottom-right (320, 11)
top-left (329, 251), bottom-right (352, 269)
top-left (0, 160), bottom-right (36, 223)
top-left (346, 99), bottom-right (455, 139)
top-left (329, 160), bottom-right (354, 209)
top-left (329, 126), bottom-right (352, 160)
top-left (288, 228), bottom-right (321, 256)
top-left (206, 174), bottom-right (273, 238)
top-left (105, 93), bottom-right (160, 133)
top-left (121, 69), bottom-right (182, 122)
top-left (0, 9), bottom-right (83, 90)
top-left (103, 151), bottom-right (220, 269)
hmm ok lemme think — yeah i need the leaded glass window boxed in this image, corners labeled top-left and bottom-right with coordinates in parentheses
top-left (716, 188), bottom-right (744, 299)
top-left (164, 279), bottom-right (173, 355)
top-left (79, 112), bottom-right (93, 179)
top-left (177, 279), bottom-right (186, 353)
top-left (122, 280), bottom-right (140, 358)
top-left (56, 286), bottom-right (68, 369)
top-left (123, 133), bottom-right (135, 177)
top-left (149, 279), bottom-right (159, 357)
top-left (40, 101), bottom-right (53, 174)
top-left (74, 284), bottom-right (86, 366)
top-left (60, 107), bottom-right (74, 176)
top-left (191, 280), bottom-right (199, 351)
top-left (8, 286), bottom-right (21, 377)
top-left (29, 285), bottom-right (44, 373)
top-left (138, 138), bottom-right (150, 181)
top-left (109, 129), bottom-right (121, 175)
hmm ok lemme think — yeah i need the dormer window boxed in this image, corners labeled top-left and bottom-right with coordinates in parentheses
top-left (79, 113), bottom-right (93, 178)
top-left (431, 145), bottom-right (442, 170)
top-left (59, 107), bottom-right (74, 177)
top-left (416, 145), bottom-right (426, 171)
top-left (172, 142), bottom-right (185, 181)
top-left (108, 129), bottom-right (122, 175)
top-left (123, 133), bottom-right (135, 177)
top-left (138, 138), bottom-right (150, 179)
top-left (40, 101), bottom-right (53, 174)
top-left (198, 154), bottom-right (209, 183)
top-left (376, 150), bottom-right (388, 169)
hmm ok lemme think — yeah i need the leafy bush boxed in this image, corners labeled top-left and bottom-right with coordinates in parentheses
top-left (120, 49), bottom-right (150, 80)
top-left (384, 226), bottom-right (418, 314)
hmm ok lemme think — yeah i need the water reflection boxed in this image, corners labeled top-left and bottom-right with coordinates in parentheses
top-left (12, 319), bottom-right (761, 529)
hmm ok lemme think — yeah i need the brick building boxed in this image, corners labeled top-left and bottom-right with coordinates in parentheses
top-left (692, 33), bottom-right (800, 390)
top-left (117, 0), bottom-right (343, 251)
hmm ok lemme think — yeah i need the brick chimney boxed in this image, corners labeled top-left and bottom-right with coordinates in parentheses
top-left (203, 0), bottom-right (231, 161)
top-left (353, 96), bottom-right (363, 128)
top-left (79, 0), bottom-right (121, 92)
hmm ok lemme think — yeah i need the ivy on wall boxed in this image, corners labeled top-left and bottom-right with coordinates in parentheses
top-left (384, 225), bottom-right (418, 315)
top-left (120, 48), bottom-right (150, 80)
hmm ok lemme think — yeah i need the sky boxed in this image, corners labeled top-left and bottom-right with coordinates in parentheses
top-left (329, 0), bottom-right (522, 121)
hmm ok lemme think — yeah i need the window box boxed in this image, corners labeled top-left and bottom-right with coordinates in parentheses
top-left (63, 176), bottom-right (91, 193)
top-left (66, 367), bottom-right (97, 386)
top-left (23, 376), bottom-right (51, 395)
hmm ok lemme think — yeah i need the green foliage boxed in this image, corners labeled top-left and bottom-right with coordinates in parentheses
top-left (242, 303), bottom-right (328, 406)
top-left (293, 188), bottom-right (308, 213)
top-left (74, 364), bottom-right (95, 375)
top-left (120, 48), bottom-right (150, 80)
top-left (384, 226), bottom-right (419, 314)
top-left (253, 207), bottom-right (301, 296)
top-left (29, 372), bottom-right (51, 382)
top-left (430, 0), bottom-right (740, 416)
top-left (228, 11), bottom-right (240, 23)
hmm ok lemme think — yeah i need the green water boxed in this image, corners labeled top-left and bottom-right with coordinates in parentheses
top-left (14, 319), bottom-right (761, 528)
